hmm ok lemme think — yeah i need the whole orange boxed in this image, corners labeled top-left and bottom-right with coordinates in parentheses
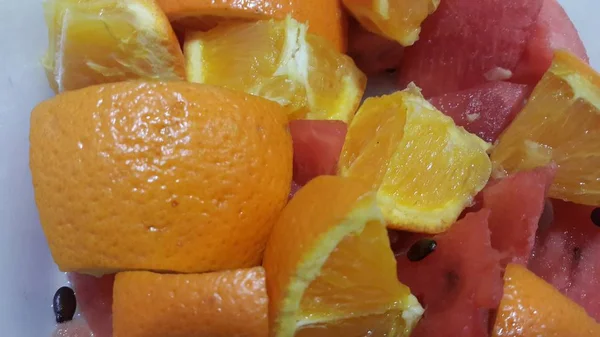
top-left (30, 81), bottom-right (292, 274)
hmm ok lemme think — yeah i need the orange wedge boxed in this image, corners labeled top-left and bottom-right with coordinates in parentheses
top-left (155, 0), bottom-right (346, 51)
top-left (113, 268), bottom-right (267, 337)
top-left (342, 0), bottom-right (440, 46)
top-left (263, 175), bottom-right (423, 337)
top-left (42, 0), bottom-right (185, 93)
top-left (492, 264), bottom-right (600, 337)
top-left (491, 51), bottom-right (600, 206)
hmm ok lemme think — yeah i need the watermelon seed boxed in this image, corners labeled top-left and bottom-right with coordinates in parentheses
top-left (591, 208), bottom-right (600, 227)
top-left (407, 238), bottom-right (437, 262)
top-left (445, 270), bottom-right (460, 290)
top-left (53, 286), bottom-right (76, 324)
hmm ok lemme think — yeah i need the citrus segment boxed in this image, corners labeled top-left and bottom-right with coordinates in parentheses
top-left (155, 0), bottom-right (347, 51)
top-left (339, 86), bottom-right (492, 233)
top-left (342, 0), bottom-right (440, 46)
top-left (43, 0), bottom-right (185, 93)
top-left (184, 17), bottom-right (366, 122)
top-left (30, 81), bottom-right (292, 274)
top-left (263, 176), bottom-right (422, 337)
top-left (113, 268), bottom-right (267, 337)
top-left (492, 263), bottom-right (600, 337)
top-left (491, 51), bottom-right (600, 206)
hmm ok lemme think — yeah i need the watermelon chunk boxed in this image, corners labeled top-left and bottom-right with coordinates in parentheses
top-left (398, 0), bottom-right (543, 97)
top-left (396, 210), bottom-right (503, 337)
top-left (68, 273), bottom-right (114, 337)
top-left (347, 18), bottom-right (404, 75)
top-left (51, 319), bottom-right (93, 337)
top-left (429, 82), bottom-right (530, 142)
top-left (482, 166), bottom-right (555, 266)
top-left (529, 200), bottom-right (600, 321)
top-left (513, 0), bottom-right (589, 84)
top-left (289, 120), bottom-right (347, 185)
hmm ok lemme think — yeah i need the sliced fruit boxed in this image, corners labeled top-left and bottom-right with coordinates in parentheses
top-left (492, 263), bottom-right (600, 337)
top-left (397, 0), bottom-right (543, 97)
top-left (396, 210), bottom-right (503, 337)
top-left (338, 86), bottom-right (492, 233)
top-left (529, 200), bottom-right (600, 321)
top-left (185, 17), bottom-right (365, 122)
top-left (69, 273), bottom-right (114, 337)
top-left (347, 17), bottom-right (404, 75)
top-left (491, 51), bottom-right (600, 206)
top-left (429, 81), bottom-right (530, 143)
top-left (42, 0), bottom-right (185, 93)
top-left (113, 268), bottom-right (267, 337)
top-left (263, 176), bottom-right (423, 337)
top-left (342, 0), bottom-right (439, 46)
top-left (52, 318), bottom-right (93, 337)
top-left (290, 120), bottom-right (347, 185)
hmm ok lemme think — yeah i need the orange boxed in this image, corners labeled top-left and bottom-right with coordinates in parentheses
top-left (338, 86), bottom-right (492, 233)
top-left (263, 176), bottom-right (423, 337)
top-left (491, 51), bottom-right (600, 206)
top-left (42, 0), bottom-right (185, 93)
top-left (156, 0), bottom-right (347, 51)
top-left (113, 267), bottom-right (268, 337)
top-left (184, 17), bottom-right (366, 123)
top-left (30, 81), bottom-right (292, 274)
top-left (342, 0), bottom-right (440, 46)
top-left (492, 264), bottom-right (600, 337)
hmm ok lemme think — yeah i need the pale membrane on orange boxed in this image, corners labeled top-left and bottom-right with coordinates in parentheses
top-left (43, 0), bottom-right (185, 93)
top-left (491, 51), bottom-right (600, 206)
top-left (263, 176), bottom-right (423, 337)
top-left (339, 85), bottom-right (492, 233)
top-left (184, 17), bottom-right (366, 122)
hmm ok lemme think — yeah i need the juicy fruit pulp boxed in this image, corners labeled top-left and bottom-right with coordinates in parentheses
top-left (491, 51), bottom-right (600, 206)
top-left (339, 86), bottom-right (492, 233)
top-left (263, 176), bottom-right (422, 337)
top-left (43, 0), bottom-right (185, 93)
top-left (184, 16), bottom-right (366, 122)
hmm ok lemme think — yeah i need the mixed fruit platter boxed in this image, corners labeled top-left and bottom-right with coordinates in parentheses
top-left (30, 0), bottom-right (600, 336)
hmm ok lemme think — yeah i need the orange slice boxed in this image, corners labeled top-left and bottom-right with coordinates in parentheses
top-left (338, 85), bottom-right (492, 233)
top-left (492, 264), bottom-right (600, 337)
top-left (342, 0), bottom-right (440, 46)
top-left (184, 17), bottom-right (366, 122)
top-left (155, 0), bottom-right (347, 51)
top-left (113, 268), bottom-right (267, 337)
top-left (491, 51), bottom-right (600, 206)
top-left (263, 175), bottom-right (423, 337)
top-left (42, 0), bottom-right (185, 93)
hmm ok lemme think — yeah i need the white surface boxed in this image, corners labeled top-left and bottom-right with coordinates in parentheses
top-left (0, 1), bottom-right (598, 336)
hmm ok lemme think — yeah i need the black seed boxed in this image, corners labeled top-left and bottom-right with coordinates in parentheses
top-left (385, 68), bottom-right (397, 74)
top-left (591, 208), bottom-right (600, 227)
top-left (53, 286), bottom-right (76, 324)
top-left (573, 246), bottom-right (582, 263)
top-left (407, 238), bottom-right (437, 262)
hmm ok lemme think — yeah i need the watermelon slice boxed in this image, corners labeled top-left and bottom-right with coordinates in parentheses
top-left (347, 18), bottom-right (404, 75)
top-left (396, 210), bottom-right (503, 337)
top-left (398, 0), bottom-right (543, 97)
top-left (529, 200), bottom-right (600, 321)
top-left (429, 82), bottom-right (530, 142)
top-left (512, 0), bottom-right (589, 84)
top-left (68, 273), bottom-right (114, 337)
top-left (289, 120), bottom-right (347, 185)
top-left (482, 166), bottom-right (555, 266)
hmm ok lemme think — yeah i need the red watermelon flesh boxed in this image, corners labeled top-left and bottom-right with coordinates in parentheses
top-left (347, 18), bottom-right (404, 75)
top-left (289, 120), bottom-right (347, 185)
top-left (529, 200), bottom-right (600, 320)
top-left (512, 0), bottom-right (589, 84)
top-left (68, 273), bottom-right (114, 337)
top-left (51, 319), bottom-right (93, 337)
top-left (482, 166), bottom-right (555, 266)
top-left (396, 210), bottom-right (503, 337)
top-left (429, 82), bottom-right (530, 143)
top-left (397, 0), bottom-right (543, 98)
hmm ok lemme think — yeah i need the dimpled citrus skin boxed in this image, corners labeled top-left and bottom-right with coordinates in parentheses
top-left (113, 268), bottom-right (268, 337)
top-left (30, 81), bottom-right (292, 274)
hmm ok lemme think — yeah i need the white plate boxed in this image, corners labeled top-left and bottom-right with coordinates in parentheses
top-left (0, 1), bottom-right (597, 336)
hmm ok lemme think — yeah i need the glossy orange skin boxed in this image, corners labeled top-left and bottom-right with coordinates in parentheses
top-left (30, 81), bottom-right (292, 274)
top-left (156, 0), bottom-right (347, 51)
top-left (113, 268), bottom-right (268, 337)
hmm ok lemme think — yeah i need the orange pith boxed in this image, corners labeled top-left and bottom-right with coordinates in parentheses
top-left (30, 81), bottom-right (292, 274)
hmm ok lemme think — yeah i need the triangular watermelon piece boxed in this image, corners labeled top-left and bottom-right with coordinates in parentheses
top-left (396, 210), bottom-right (503, 337)
top-left (429, 82), bottom-right (530, 142)
top-left (68, 273), bottom-right (114, 337)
